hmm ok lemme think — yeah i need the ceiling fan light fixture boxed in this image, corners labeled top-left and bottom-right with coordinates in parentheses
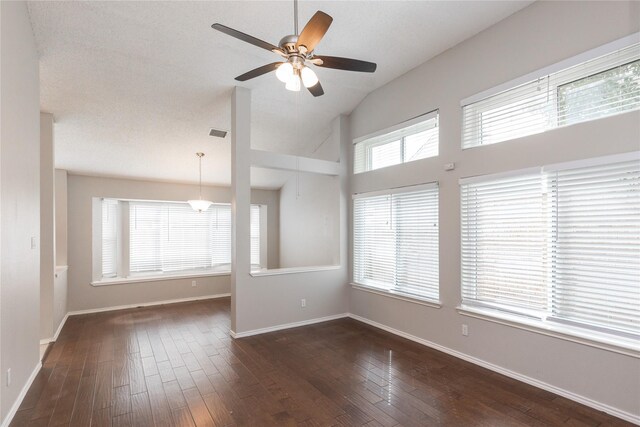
top-left (300, 66), bottom-right (319, 88)
top-left (276, 62), bottom-right (294, 83)
top-left (285, 72), bottom-right (301, 91)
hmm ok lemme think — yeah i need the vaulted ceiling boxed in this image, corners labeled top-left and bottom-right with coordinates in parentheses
top-left (28, 1), bottom-right (533, 187)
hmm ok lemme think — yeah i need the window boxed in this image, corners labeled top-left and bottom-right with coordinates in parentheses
top-left (353, 183), bottom-right (439, 301)
top-left (97, 199), bottom-right (263, 281)
top-left (129, 202), bottom-right (232, 275)
top-left (460, 153), bottom-right (640, 338)
top-left (462, 40), bottom-right (639, 149)
top-left (354, 111), bottom-right (438, 174)
top-left (101, 198), bottom-right (118, 278)
top-left (250, 205), bottom-right (260, 267)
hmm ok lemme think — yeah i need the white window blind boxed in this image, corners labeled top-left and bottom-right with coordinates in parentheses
top-left (549, 160), bottom-right (640, 334)
top-left (354, 112), bottom-right (439, 174)
top-left (461, 172), bottom-right (548, 315)
top-left (130, 202), bottom-right (231, 274)
top-left (354, 184), bottom-right (439, 301)
top-left (461, 154), bottom-right (640, 337)
top-left (462, 41), bottom-right (640, 149)
top-left (101, 199), bottom-right (118, 278)
top-left (250, 205), bottom-right (260, 267)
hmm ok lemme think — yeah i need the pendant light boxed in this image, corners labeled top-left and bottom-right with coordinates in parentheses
top-left (188, 152), bottom-right (213, 212)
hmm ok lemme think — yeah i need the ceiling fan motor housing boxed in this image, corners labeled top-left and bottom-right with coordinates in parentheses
top-left (279, 35), bottom-right (299, 54)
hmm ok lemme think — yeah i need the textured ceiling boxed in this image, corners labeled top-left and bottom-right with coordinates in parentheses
top-left (28, 0), bottom-right (533, 187)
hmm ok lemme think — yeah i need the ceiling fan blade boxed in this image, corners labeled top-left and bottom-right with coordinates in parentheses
top-left (296, 11), bottom-right (333, 53)
top-left (235, 63), bottom-right (282, 82)
top-left (212, 23), bottom-right (284, 56)
top-left (307, 81), bottom-right (324, 97)
top-left (313, 55), bottom-right (377, 73)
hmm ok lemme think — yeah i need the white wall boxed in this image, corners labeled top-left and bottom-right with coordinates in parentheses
top-left (278, 172), bottom-right (340, 268)
top-left (53, 169), bottom-right (69, 338)
top-left (348, 0), bottom-right (639, 420)
top-left (40, 113), bottom-right (56, 340)
top-left (55, 169), bottom-right (68, 266)
top-left (66, 174), bottom-right (280, 312)
top-left (0, 1), bottom-right (41, 423)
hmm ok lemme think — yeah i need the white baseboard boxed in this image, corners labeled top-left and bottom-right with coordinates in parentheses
top-left (0, 361), bottom-right (42, 427)
top-left (40, 313), bottom-right (71, 345)
top-left (348, 313), bottom-right (640, 425)
top-left (67, 293), bottom-right (231, 316)
top-left (231, 313), bottom-right (349, 339)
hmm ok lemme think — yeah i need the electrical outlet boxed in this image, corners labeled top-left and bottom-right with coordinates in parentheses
top-left (31, 237), bottom-right (37, 249)
top-left (6, 368), bottom-right (11, 387)
top-left (301, 299), bottom-right (306, 308)
top-left (191, 280), bottom-right (197, 287)
top-left (444, 162), bottom-right (456, 171)
top-left (462, 324), bottom-right (469, 336)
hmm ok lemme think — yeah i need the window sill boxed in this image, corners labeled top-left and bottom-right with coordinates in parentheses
top-left (351, 283), bottom-right (442, 309)
top-left (250, 265), bottom-right (341, 277)
top-left (91, 271), bottom-right (231, 286)
top-left (457, 305), bottom-right (640, 358)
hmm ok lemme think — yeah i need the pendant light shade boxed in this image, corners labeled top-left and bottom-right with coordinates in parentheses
top-left (188, 152), bottom-right (213, 212)
top-left (188, 198), bottom-right (213, 212)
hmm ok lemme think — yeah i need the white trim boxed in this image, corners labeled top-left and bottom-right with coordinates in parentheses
top-left (542, 150), bottom-right (640, 173)
top-left (0, 362), bottom-right (42, 427)
top-left (67, 293), bottom-right (230, 316)
top-left (353, 109), bottom-right (439, 145)
top-left (347, 313), bottom-right (640, 425)
top-left (352, 181), bottom-right (438, 199)
top-left (250, 265), bottom-right (340, 277)
top-left (459, 151), bottom-right (640, 186)
top-left (351, 283), bottom-right (442, 309)
top-left (459, 166), bottom-right (540, 186)
top-left (91, 271), bottom-right (230, 286)
top-left (39, 313), bottom-right (70, 345)
top-left (457, 306), bottom-right (640, 358)
top-left (52, 313), bottom-right (69, 341)
top-left (231, 313), bottom-right (349, 338)
top-left (250, 149), bottom-right (341, 176)
top-left (460, 32), bottom-right (640, 106)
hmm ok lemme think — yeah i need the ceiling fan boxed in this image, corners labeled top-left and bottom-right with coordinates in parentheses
top-left (211, 0), bottom-right (377, 97)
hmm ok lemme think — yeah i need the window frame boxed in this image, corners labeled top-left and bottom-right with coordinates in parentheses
top-left (353, 110), bottom-right (439, 174)
top-left (92, 198), bottom-right (265, 285)
top-left (352, 182), bottom-right (440, 304)
top-left (461, 33), bottom-right (640, 149)
top-left (459, 151), bottom-right (640, 353)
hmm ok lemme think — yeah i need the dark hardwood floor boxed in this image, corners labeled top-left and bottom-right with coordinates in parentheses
top-left (10, 298), bottom-right (631, 426)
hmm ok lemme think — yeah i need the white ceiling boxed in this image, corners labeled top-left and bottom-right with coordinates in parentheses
top-left (28, 0), bottom-right (532, 188)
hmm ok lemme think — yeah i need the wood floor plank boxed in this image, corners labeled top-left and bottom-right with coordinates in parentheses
top-left (128, 353), bottom-right (147, 395)
top-left (92, 406), bottom-right (112, 427)
top-left (48, 368), bottom-right (83, 426)
top-left (112, 385), bottom-right (131, 417)
top-left (93, 361), bottom-right (113, 410)
top-left (163, 380), bottom-right (188, 410)
top-left (29, 364), bottom-right (69, 422)
top-left (130, 392), bottom-right (154, 427)
top-left (182, 388), bottom-right (216, 427)
top-left (172, 407), bottom-right (196, 427)
top-left (146, 374), bottom-right (175, 427)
